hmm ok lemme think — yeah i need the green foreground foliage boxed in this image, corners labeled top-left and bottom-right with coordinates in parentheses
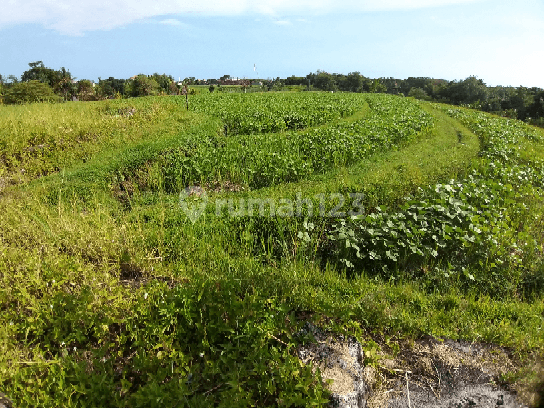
top-left (0, 93), bottom-right (543, 407)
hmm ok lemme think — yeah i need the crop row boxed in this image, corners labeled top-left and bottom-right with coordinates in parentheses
top-left (329, 104), bottom-right (544, 299)
top-left (157, 94), bottom-right (435, 190)
top-left (438, 105), bottom-right (544, 163)
top-left (188, 92), bottom-right (366, 135)
top-left (300, 94), bottom-right (434, 173)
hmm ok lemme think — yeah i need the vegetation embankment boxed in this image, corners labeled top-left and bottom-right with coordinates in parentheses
top-left (0, 98), bottom-right (210, 186)
top-left (0, 93), bottom-right (543, 407)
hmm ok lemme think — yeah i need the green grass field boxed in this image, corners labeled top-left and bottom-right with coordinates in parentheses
top-left (1, 92), bottom-right (543, 407)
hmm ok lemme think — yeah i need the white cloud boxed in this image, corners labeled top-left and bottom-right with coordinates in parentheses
top-left (361, 0), bottom-right (480, 10)
top-left (273, 19), bottom-right (292, 25)
top-left (159, 18), bottom-right (190, 28)
top-left (160, 18), bottom-right (182, 25)
top-left (0, 0), bottom-right (485, 35)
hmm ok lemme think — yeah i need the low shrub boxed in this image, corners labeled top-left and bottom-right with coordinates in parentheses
top-left (3, 81), bottom-right (61, 105)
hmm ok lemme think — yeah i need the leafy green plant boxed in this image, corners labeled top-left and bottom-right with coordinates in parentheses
top-left (6, 280), bottom-right (330, 407)
top-left (328, 103), bottom-right (544, 299)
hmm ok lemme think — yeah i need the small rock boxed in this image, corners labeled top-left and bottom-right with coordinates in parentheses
top-left (0, 392), bottom-right (13, 408)
top-left (297, 323), bottom-right (368, 408)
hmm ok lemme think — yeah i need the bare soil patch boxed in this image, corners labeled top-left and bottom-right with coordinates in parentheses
top-left (298, 325), bottom-right (542, 408)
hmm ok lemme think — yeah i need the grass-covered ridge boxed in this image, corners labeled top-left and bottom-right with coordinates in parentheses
top-left (0, 99), bottom-right (204, 183)
top-left (1, 93), bottom-right (543, 407)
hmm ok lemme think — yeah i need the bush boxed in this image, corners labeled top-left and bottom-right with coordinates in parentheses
top-left (128, 75), bottom-right (160, 97)
top-left (3, 80), bottom-right (60, 104)
top-left (408, 87), bottom-right (431, 101)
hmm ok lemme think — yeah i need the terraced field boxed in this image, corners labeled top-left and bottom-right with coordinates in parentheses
top-left (0, 93), bottom-right (543, 407)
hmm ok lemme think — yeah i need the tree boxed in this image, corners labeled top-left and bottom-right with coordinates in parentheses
top-left (169, 81), bottom-right (181, 95)
top-left (267, 77), bottom-right (284, 91)
top-left (407, 87), bottom-right (430, 100)
top-left (128, 75), bottom-right (160, 97)
top-left (273, 77), bottom-right (282, 90)
top-left (439, 76), bottom-right (488, 105)
top-left (98, 77), bottom-right (126, 98)
top-left (151, 73), bottom-right (175, 94)
top-left (54, 67), bottom-right (76, 100)
top-left (3, 80), bottom-right (59, 104)
top-left (77, 80), bottom-right (96, 101)
top-left (285, 76), bottom-right (306, 86)
top-left (527, 91), bottom-right (544, 120)
top-left (21, 61), bottom-right (55, 85)
top-left (364, 78), bottom-right (387, 93)
top-left (20, 61), bottom-right (76, 101)
top-left (339, 72), bottom-right (365, 93)
top-left (98, 78), bottom-right (115, 98)
top-left (379, 77), bottom-right (401, 94)
top-left (507, 87), bottom-right (534, 120)
top-left (306, 71), bottom-right (338, 92)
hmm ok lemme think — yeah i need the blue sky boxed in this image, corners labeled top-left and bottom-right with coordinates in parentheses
top-left (1, 0), bottom-right (543, 87)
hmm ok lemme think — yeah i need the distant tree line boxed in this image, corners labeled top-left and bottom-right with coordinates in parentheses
top-left (0, 61), bottom-right (181, 104)
top-left (396, 75), bottom-right (544, 126)
top-left (1, 62), bottom-right (543, 126)
top-left (297, 71), bottom-right (544, 126)
top-left (285, 71), bottom-right (389, 93)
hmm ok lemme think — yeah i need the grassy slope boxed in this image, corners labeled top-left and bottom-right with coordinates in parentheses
top-left (1, 95), bottom-right (543, 407)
